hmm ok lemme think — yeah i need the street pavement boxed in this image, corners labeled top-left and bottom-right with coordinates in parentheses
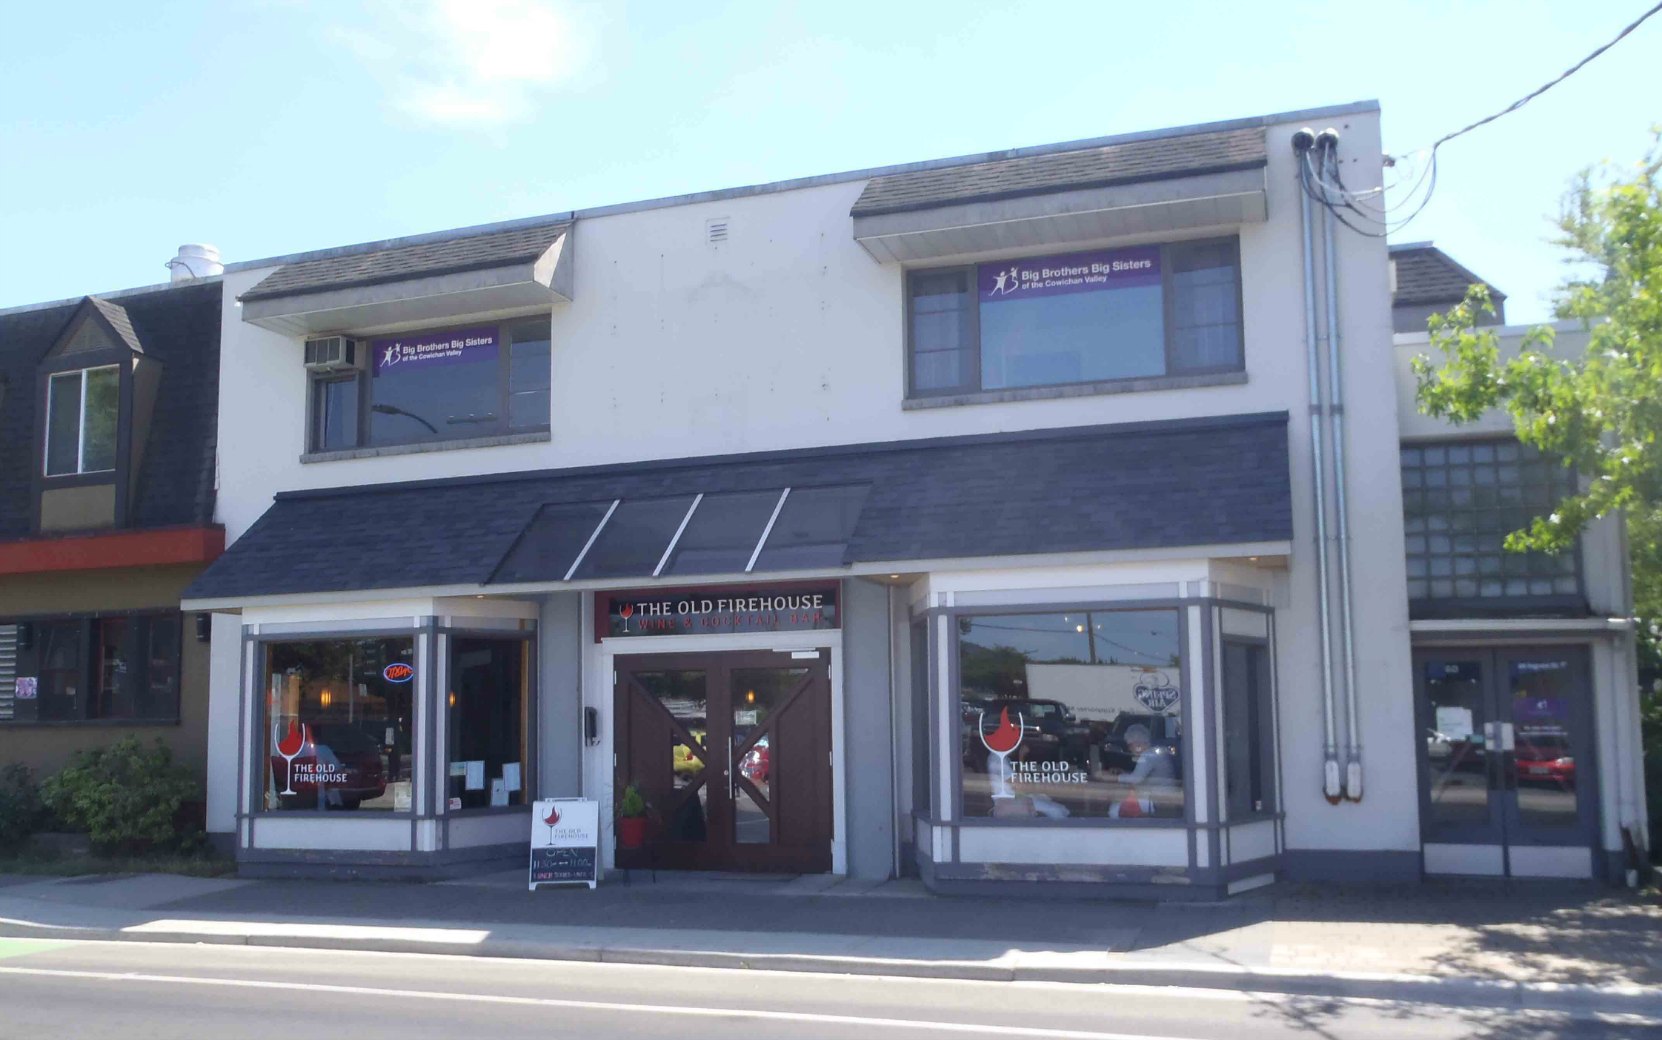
top-left (0, 870), bottom-right (1658, 1020)
top-left (0, 937), bottom-right (1651, 1040)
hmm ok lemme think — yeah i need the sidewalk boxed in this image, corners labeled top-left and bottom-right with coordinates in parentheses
top-left (1, 869), bottom-right (1658, 1017)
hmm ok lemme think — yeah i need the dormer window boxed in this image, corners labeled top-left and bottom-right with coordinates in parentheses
top-left (44, 365), bottom-right (119, 476)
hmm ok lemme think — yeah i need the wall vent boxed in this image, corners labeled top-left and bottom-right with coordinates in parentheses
top-left (706, 217), bottom-right (729, 246)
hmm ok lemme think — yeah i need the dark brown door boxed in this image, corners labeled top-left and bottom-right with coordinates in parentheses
top-left (615, 650), bottom-right (832, 872)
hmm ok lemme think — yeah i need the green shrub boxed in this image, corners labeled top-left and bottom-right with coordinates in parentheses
top-left (41, 738), bottom-right (200, 854)
top-left (0, 763), bottom-right (44, 850)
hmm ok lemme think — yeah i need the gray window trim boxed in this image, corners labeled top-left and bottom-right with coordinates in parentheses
top-left (903, 236), bottom-right (1245, 402)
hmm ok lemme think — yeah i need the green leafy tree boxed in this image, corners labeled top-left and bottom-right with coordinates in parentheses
top-left (1414, 134), bottom-right (1662, 844)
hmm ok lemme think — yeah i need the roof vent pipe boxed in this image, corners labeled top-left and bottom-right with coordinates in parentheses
top-left (166, 244), bottom-right (223, 283)
top-left (1294, 127), bottom-right (1343, 805)
top-left (1316, 128), bottom-right (1364, 803)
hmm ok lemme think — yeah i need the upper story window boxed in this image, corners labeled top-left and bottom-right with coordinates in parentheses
top-left (1401, 439), bottom-right (1582, 610)
top-left (906, 238), bottom-right (1242, 399)
top-left (309, 319), bottom-right (551, 453)
top-left (44, 365), bottom-right (119, 475)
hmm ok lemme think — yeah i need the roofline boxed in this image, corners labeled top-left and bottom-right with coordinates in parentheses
top-left (271, 410), bottom-right (1290, 505)
top-left (1387, 240), bottom-right (1435, 252)
top-left (217, 99), bottom-right (1377, 278)
top-left (1393, 318), bottom-right (1591, 344)
top-left (1387, 241), bottom-right (1507, 300)
top-left (0, 275), bottom-right (222, 319)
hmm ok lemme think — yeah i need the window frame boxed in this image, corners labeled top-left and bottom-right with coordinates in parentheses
top-left (1400, 436), bottom-right (1587, 617)
top-left (1220, 637), bottom-right (1278, 823)
top-left (43, 364), bottom-right (121, 477)
top-left (904, 237), bottom-right (1245, 401)
top-left (442, 631), bottom-right (535, 817)
top-left (948, 603), bottom-right (1191, 829)
top-left (0, 610), bottom-right (183, 726)
top-left (304, 317), bottom-right (552, 455)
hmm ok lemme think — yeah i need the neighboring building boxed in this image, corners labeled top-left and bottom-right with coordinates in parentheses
top-left (1392, 256), bottom-right (1644, 881)
top-left (0, 275), bottom-right (225, 791)
top-left (1389, 241), bottom-right (1506, 334)
top-left (177, 99), bottom-right (1645, 890)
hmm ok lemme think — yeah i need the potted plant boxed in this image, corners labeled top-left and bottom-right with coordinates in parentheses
top-left (616, 783), bottom-right (649, 849)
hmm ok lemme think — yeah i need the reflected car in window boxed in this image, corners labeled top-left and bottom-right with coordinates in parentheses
top-left (269, 722), bottom-right (388, 810)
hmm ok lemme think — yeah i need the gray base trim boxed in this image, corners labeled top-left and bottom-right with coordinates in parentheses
top-left (904, 371), bottom-right (1247, 411)
top-left (301, 430), bottom-right (550, 465)
top-left (1282, 849), bottom-right (1421, 883)
top-left (237, 841), bottom-right (523, 881)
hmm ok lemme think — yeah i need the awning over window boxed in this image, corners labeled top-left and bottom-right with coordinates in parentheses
top-left (238, 220), bottom-right (573, 336)
top-left (183, 412), bottom-right (1292, 605)
top-left (851, 127), bottom-right (1268, 264)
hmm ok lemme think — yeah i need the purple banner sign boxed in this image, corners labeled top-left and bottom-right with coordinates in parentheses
top-left (979, 246), bottom-right (1160, 302)
top-left (372, 326), bottom-right (499, 375)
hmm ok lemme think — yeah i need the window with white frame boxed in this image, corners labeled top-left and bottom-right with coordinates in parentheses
top-left (44, 365), bottom-right (119, 475)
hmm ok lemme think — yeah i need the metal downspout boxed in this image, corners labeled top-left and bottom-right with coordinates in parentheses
top-left (1294, 128), bottom-right (1343, 804)
top-left (1318, 130), bottom-right (1364, 803)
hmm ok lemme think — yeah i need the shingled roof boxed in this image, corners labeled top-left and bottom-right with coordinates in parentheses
top-left (1390, 243), bottom-right (1506, 308)
top-left (851, 126), bottom-right (1267, 218)
top-left (240, 220), bottom-right (571, 302)
top-left (185, 412), bottom-right (1291, 602)
top-left (0, 281), bottom-right (222, 540)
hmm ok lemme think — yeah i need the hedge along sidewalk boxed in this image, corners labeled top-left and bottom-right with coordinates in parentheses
top-left (0, 872), bottom-right (1659, 1018)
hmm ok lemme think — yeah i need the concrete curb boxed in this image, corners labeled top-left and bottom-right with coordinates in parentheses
top-left (1, 916), bottom-right (1655, 1019)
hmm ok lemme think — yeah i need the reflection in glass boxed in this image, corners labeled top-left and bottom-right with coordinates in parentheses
top-left (980, 282), bottom-right (1165, 389)
top-left (446, 638), bottom-right (527, 811)
top-left (730, 667), bottom-right (810, 845)
top-left (1422, 659), bottom-right (1491, 825)
top-left (957, 610), bottom-right (1184, 820)
top-left (263, 638), bottom-right (415, 812)
top-left (1510, 659), bottom-right (1578, 828)
top-left (633, 670), bottom-right (708, 842)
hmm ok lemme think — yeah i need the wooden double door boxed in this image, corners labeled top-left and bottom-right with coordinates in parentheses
top-left (614, 650), bottom-right (833, 872)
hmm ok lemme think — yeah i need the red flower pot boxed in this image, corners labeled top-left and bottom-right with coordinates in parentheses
top-left (617, 815), bottom-right (648, 849)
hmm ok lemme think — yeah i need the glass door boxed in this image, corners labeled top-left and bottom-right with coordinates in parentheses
top-left (1414, 647), bottom-right (1596, 876)
top-left (614, 650), bottom-right (833, 872)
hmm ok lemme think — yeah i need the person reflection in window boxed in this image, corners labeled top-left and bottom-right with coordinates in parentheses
top-left (1110, 723), bottom-right (1175, 817)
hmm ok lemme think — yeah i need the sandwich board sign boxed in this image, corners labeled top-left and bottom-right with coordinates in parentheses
top-left (530, 798), bottom-right (598, 891)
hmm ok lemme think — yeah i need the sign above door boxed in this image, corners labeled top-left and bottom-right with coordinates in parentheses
top-left (599, 583), bottom-right (838, 639)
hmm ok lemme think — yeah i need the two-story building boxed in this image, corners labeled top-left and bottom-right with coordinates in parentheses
top-left (176, 99), bottom-right (1646, 892)
top-left (0, 268), bottom-right (225, 793)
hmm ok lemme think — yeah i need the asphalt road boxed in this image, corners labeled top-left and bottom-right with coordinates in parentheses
top-left (0, 938), bottom-right (1649, 1040)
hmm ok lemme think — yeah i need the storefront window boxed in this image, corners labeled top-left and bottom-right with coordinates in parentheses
top-left (7, 613), bottom-right (180, 724)
top-left (1221, 641), bottom-right (1276, 818)
top-left (263, 638), bottom-right (415, 812)
top-left (958, 609), bottom-right (1184, 820)
top-left (445, 637), bottom-right (528, 811)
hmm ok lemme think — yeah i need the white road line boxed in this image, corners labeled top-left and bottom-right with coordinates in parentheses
top-left (0, 965), bottom-right (1204, 1040)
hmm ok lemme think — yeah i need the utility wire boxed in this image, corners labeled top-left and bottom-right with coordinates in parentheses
top-left (1410, 0), bottom-right (1662, 157)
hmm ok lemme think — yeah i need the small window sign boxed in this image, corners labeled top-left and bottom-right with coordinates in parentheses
top-left (15, 676), bottom-right (38, 700)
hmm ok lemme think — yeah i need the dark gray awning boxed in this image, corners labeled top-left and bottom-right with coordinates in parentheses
top-left (851, 127), bottom-right (1268, 263)
top-left (184, 413), bottom-right (1292, 604)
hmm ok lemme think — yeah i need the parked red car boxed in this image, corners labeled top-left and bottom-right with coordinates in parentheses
top-left (1515, 736), bottom-right (1575, 788)
top-left (271, 722), bottom-right (388, 810)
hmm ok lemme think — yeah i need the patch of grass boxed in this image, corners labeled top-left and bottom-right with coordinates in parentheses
top-left (0, 847), bottom-right (234, 878)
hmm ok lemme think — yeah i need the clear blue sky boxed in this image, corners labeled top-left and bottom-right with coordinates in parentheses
top-left (1, 0), bottom-right (1657, 320)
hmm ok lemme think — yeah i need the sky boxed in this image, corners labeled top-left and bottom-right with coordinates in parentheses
top-left (0, 0), bottom-right (1657, 321)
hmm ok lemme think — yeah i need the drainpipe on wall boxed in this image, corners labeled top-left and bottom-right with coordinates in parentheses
top-left (1318, 129), bottom-right (1364, 803)
top-left (1293, 127), bottom-right (1343, 804)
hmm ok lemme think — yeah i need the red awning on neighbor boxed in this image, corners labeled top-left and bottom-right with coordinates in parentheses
top-left (0, 525), bottom-right (225, 576)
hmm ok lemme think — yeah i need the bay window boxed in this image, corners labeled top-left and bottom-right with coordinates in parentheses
top-left (907, 238), bottom-right (1242, 398)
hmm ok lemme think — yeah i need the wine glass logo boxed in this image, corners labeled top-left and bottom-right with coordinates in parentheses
top-left (274, 719), bottom-right (308, 796)
top-left (978, 707), bottom-right (1024, 799)
top-left (618, 602), bottom-right (634, 633)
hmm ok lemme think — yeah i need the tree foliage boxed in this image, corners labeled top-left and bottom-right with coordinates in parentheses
top-left (1415, 133), bottom-right (1662, 686)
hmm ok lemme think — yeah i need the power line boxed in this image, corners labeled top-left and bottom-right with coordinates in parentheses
top-left (1410, 0), bottom-right (1662, 157)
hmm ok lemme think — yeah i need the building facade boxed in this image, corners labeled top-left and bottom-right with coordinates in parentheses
top-left (0, 280), bottom-right (224, 789)
top-left (170, 100), bottom-right (1645, 891)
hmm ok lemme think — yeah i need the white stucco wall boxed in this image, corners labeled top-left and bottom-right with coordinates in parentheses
top-left (209, 107), bottom-right (1424, 859)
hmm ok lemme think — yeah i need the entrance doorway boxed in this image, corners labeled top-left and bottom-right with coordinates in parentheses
top-left (1413, 646), bottom-right (1598, 877)
top-left (614, 650), bottom-right (833, 872)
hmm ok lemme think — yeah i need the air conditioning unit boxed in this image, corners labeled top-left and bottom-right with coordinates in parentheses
top-left (303, 336), bottom-right (363, 372)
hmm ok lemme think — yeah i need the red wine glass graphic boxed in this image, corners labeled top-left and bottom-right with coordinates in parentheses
top-left (618, 602), bottom-right (634, 633)
top-left (977, 707), bottom-right (1024, 799)
top-left (274, 719), bottom-right (308, 796)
